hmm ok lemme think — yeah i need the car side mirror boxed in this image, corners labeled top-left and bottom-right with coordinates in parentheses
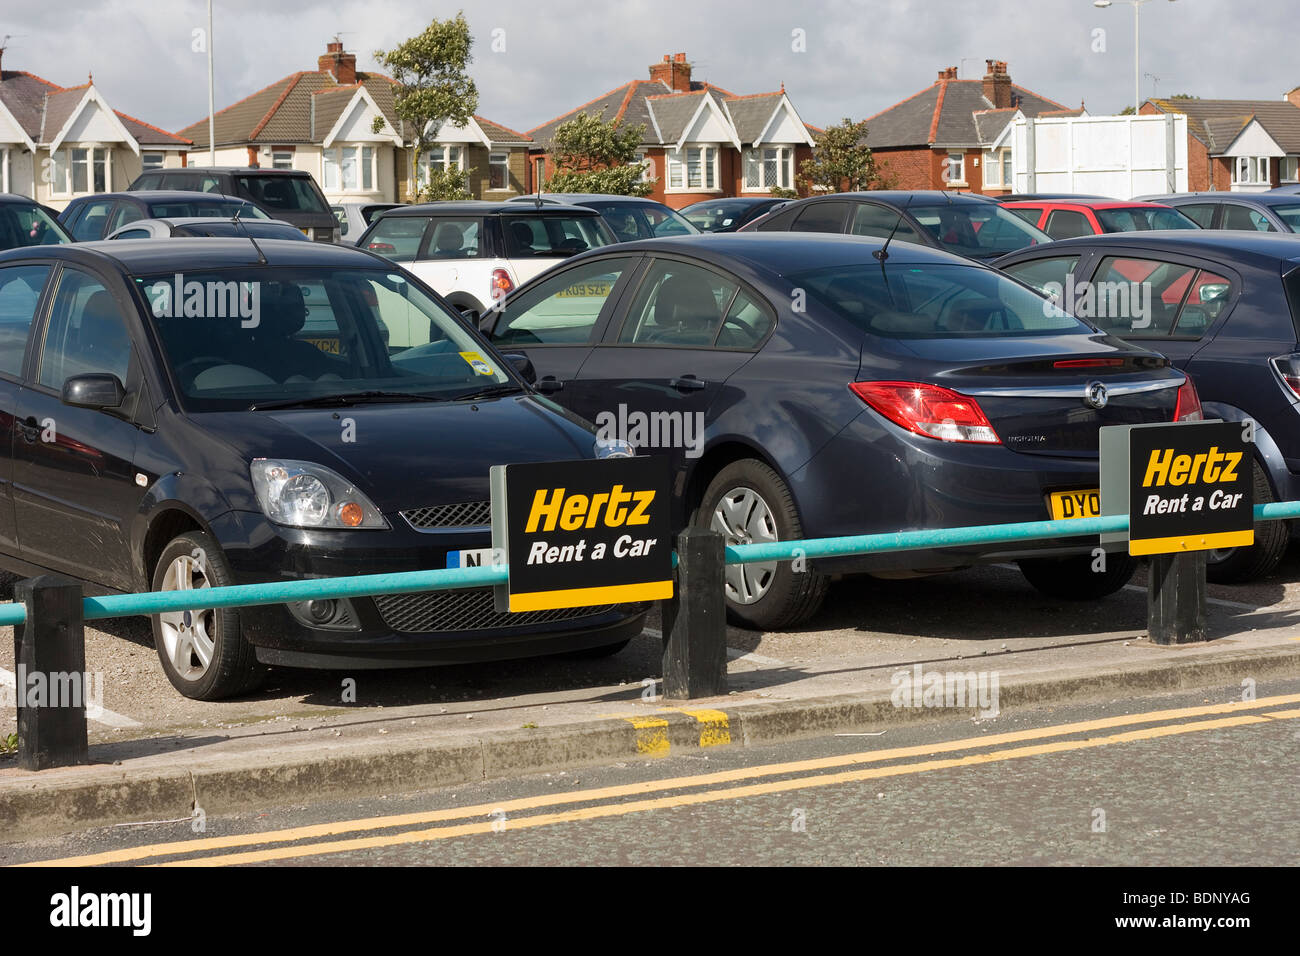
top-left (62, 373), bottom-right (126, 410)
top-left (503, 352), bottom-right (536, 384)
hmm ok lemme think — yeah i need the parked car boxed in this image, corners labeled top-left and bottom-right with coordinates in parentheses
top-left (679, 197), bottom-right (789, 233)
top-left (508, 194), bottom-right (699, 241)
top-left (1267, 184), bottom-right (1300, 196)
top-left (59, 191), bottom-right (269, 242)
top-left (0, 194), bottom-right (72, 249)
top-left (0, 237), bottom-right (646, 699)
top-left (333, 201), bottom-right (401, 244)
top-left (1002, 199), bottom-right (1199, 239)
top-left (1136, 193), bottom-right (1300, 233)
top-left (104, 217), bottom-right (310, 241)
top-left (484, 232), bottom-right (1194, 629)
top-left (128, 167), bottom-right (337, 242)
top-left (739, 191), bottom-right (1051, 260)
top-left (356, 201), bottom-right (618, 319)
top-left (990, 193), bottom-right (1113, 203)
top-left (995, 230), bottom-right (1300, 582)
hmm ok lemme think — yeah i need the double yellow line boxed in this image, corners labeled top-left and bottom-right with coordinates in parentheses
top-left (19, 693), bottom-right (1300, 867)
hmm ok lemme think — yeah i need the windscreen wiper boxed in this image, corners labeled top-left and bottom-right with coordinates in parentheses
top-left (249, 390), bottom-right (444, 411)
top-left (447, 383), bottom-right (526, 402)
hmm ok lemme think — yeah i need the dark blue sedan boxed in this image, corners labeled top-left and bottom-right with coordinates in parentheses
top-left (486, 233), bottom-right (1194, 629)
top-left (996, 230), bottom-right (1300, 583)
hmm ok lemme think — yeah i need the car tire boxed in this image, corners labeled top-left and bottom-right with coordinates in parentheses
top-left (695, 460), bottom-right (827, 630)
top-left (1018, 551), bottom-right (1137, 600)
top-left (1206, 459), bottom-right (1288, 584)
top-left (150, 531), bottom-right (265, 701)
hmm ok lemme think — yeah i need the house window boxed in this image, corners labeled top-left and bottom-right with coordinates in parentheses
top-left (271, 149), bottom-right (294, 170)
top-left (982, 148), bottom-right (1013, 189)
top-left (1233, 156), bottom-right (1270, 185)
top-left (942, 152), bottom-right (966, 185)
top-left (488, 152), bottom-right (510, 190)
top-left (743, 147), bottom-right (793, 191)
top-left (50, 147), bottom-right (109, 195)
top-left (1281, 157), bottom-right (1299, 183)
top-left (323, 145), bottom-right (375, 191)
top-left (635, 150), bottom-right (652, 183)
top-left (142, 152), bottom-right (165, 172)
top-left (667, 146), bottom-right (718, 191)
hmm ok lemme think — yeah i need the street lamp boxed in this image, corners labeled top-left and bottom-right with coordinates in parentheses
top-left (1094, 0), bottom-right (1178, 115)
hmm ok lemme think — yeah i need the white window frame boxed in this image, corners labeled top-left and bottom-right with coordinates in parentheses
top-left (1233, 155), bottom-right (1270, 186)
top-left (49, 146), bottom-right (111, 197)
top-left (322, 144), bottom-right (376, 193)
top-left (141, 151), bottom-right (165, 172)
top-left (487, 151), bottom-right (511, 192)
top-left (982, 147), bottom-right (1012, 188)
top-left (742, 146), bottom-right (794, 192)
top-left (942, 151), bottom-right (967, 187)
top-left (271, 149), bottom-right (294, 171)
top-left (634, 149), bottom-right (652, 184)
top-left (1281, 156), bottom-right (1299, 183)
top-left (666, 145), bottom-right (719, 192)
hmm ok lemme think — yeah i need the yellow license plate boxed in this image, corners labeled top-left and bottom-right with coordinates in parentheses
top-left (1048, 489), bottom-right (1101, 520)
top-left (305, 337), bottom-right (340, 355)
top-left (556, 282), bottom-right (611, 298)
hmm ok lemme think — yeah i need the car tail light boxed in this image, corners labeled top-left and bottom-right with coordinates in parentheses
top-left (1053, 358), bottom-right (1124, 369)
top-left (491, 268), bottom-right (514, 301)
top-left (366, 241), bottom-right (396, 253)
top-left (1271, 353), bottom-right (1300, 398)
top-left (1174, 375), bottom-right (1203, 422)
top-left (850, 381), bottom-right (1000, 444)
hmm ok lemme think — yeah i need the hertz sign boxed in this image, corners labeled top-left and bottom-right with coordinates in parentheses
top-left (1101, 421), bottom-right (1253, 556)
top-left (490, 456), bottom-right (674, 612)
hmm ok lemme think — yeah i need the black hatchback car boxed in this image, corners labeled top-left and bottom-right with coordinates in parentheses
top-left (128, 167), bottom-right (338, 242)
top-left (1137, 193), bottom-right (1300, 234)
top-left (485, 233), bottom-right (1194, 629)
top-left (741, 191), bottom-right (1051, 261)
top-left (59, 191), bottom-right (269, 241)
top-left (0, 194), bottom-right (72, 249)
top-left (0, 238), bottom-right (644, 699)
top-left (680, 197), bottom-right (789, 233)
top-left (996, 230), bottom-right (1300, 582)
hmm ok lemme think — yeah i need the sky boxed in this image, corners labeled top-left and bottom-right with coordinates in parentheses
top-left (2, 0), bottom-right (1295, 138)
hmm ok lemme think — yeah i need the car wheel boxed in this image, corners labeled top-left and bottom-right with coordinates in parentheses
top-left (1206, 459), bottom-right (1288, 584)
top-left (150, 531), bottom-right (265, 700)
top-left (696, 460), bottom-right (827, 630)
top-left (1018, 551), bottom-right (1137, 600)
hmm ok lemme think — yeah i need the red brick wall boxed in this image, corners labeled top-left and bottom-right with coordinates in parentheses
top-left (873, 147), bottom-right (936, 189)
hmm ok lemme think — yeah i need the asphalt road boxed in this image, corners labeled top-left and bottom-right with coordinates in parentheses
top-left (7, 678), bottom-right (1298, 867)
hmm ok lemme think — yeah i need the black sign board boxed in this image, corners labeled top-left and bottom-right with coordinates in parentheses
top-left (1102, 420), bottom-right (1253, 556)
top-left (491, 456), bottom-right (674, 612)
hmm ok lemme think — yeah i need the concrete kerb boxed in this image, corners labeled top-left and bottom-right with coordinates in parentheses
top-left (2, 642), bottom-right (1297, 841)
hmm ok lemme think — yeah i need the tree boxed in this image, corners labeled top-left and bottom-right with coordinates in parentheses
top-left (543, 112), bottom-right (654, 196)
top-left (375, 13), bottom-right (478, 201)
top-left (798, 118), bottom-right (890, 193)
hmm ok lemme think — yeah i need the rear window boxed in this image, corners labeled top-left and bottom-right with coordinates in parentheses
top-left (0, 203), bottom-right (69, 248)
top-left (1095, 207), bottom-right (1199, 232)
top-left (1088, 256), bottom-right (1232, 339)
top-left (593, 203), bottom-right (696, 241)
top-left (909, 203), bottom-right (1047, 258)
top-left (147, 200), bottom-right (270, 219)
top-left (234, 175), bottom-right (329, 214)
top-left (363, 217), bottom-right (429, 262)
top-left (787, 263), bottom-right (1090, 339)
top-left (1272, 204), bottom-right (1300, 233)
top-left (501, 215), bottom-right (612, 258)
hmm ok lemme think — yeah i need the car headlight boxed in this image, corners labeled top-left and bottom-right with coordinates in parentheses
top-left (594, 437), bottom-right (635, 459)
top-left (250, 459), bottom-right (388, 529)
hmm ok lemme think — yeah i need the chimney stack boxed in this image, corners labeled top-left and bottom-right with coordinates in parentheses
top-left (937, 66), bottom-right (958, 81)
top-left (318, 40), bottom-right (358, 85)
top-left (649, 53), bottom-right (693, 92)
top-left (982, 60), bottom-right (1012, 109)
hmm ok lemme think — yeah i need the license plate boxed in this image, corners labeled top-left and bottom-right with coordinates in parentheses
top-left (556, 281), bottom-right (612, 298)
top-left (446, 547), bottom-right (495, 569)
top-left (1048, 489), bottom-right (1101, 520)
top-left (301, 227), bottom-right (312, 237)
top-left (304, 337), bottom-right (340, 354)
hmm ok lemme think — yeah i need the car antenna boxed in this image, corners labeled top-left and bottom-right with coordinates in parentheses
top-left (874, 194), bottom-right (914, 262)
top-left (231, 208), bottom-right (268, 265)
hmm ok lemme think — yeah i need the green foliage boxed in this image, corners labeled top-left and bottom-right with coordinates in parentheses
top-left (418, 164), bottom-right (475, 201)
top-left (1119, 106), bottom-right (1136, 115)
top-left (376, 12), bottom-right (479, 200)
top-left (1170, 93), bottom-right (1200, 100)
top-left (371, 115), bottom-right (388, 135)
top-left (769, 184), bottom-right (798, 200)
top-left (1, 732), bottom-right (16, 755)
top-left (544, 112), bottom-right (654, 197)
top-left (799, 118), bottom-right (889, 193)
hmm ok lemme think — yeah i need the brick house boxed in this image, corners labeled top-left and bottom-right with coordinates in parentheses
top-left (862, 61), bottom-right (1081, 195)
top-left (527, 53), bottom-right (817, 209)
top-left (177, 41), bottom-right (532, 204)
top-left (0, 50), bottom-right (190, 210)
top-left (1141, 94), bottom-right (1300, 192)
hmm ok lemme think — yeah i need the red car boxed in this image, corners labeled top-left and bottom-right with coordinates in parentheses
top-left (1002, 199), bottom-right (1199, 240)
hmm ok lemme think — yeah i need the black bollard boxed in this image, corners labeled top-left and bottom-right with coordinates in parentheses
top-left (13, 576), bottom-right (89, 770)
top-left (1147, 551), bottom-right (1207, 645)
top-left (661, 527), bottom-right (727, 699)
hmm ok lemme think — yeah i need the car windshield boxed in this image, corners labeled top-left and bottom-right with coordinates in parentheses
top-left (147, 199), bottom-right (270, 219)
top-left (908, 203), bottom-right (1048, 258)
top-left (233, 175), bottom-right (330, 214)
top-left (1272, 204), bottom-right (1300, 232)
top-left (594, 202), bottom-right (699, 241)
top-left (683, 201), bottom-right (764, 232)
top-left (133, 267), bottom-right (512, 411)
top-left (1095, 207), bottom-right (1199, 232)
top-left (787, 262), bottom-right (1092, 339)
top-left (0, 203), bottom-right (69, 248)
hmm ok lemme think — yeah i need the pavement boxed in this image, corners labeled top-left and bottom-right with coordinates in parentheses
top-left (3, 556), bottom-right (1300, 841)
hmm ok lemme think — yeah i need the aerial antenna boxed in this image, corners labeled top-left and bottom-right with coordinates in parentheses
top-left (874, 194), bottom-right (914, 263)
top-left (230, 208), bottom-right (268, 265)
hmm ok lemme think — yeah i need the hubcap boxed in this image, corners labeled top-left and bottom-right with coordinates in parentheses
top-left (157, 554), bottom-right (216, 682)
top-left (711, 486), bottom-right (780, 605)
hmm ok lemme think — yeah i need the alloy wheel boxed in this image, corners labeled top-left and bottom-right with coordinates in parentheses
top-left (157, 553), bottom-right (216, 682)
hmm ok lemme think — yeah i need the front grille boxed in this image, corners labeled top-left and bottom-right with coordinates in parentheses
top-left (374, 588), bottom-right (615, 633)
top-left (402, 501), bottom-right (492, 529)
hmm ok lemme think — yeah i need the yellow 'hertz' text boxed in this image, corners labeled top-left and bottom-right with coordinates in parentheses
top-left (1142, 447), bottom-right (1240, 488)
top-left (525, 486), bottom-right (655, 533)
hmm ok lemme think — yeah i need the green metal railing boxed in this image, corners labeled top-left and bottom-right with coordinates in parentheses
top-left (2, 501), bottom-right (1298, 628)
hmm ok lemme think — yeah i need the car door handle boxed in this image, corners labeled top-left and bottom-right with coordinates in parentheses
top-left (535, 377), bottom-right (564, 394)
top-left (19, 416), bottom-right (39, 443)
top-left (671, 376), bottom-right (707, 391)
